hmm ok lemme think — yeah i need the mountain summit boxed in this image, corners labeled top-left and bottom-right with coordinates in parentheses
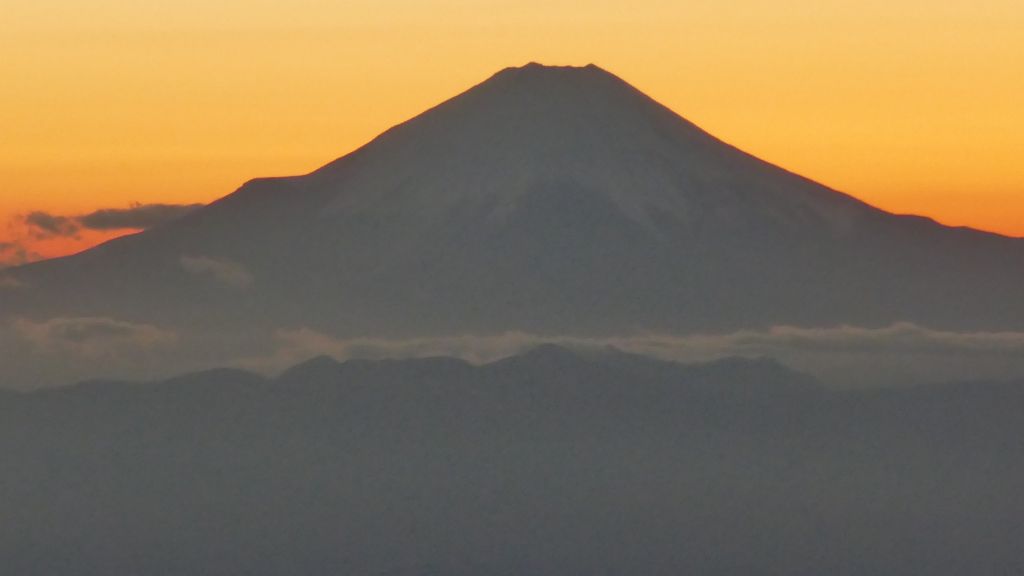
top-left (303, 62), bottom-right (872, 237)
top-left (3, 63), bottom-right (1024, 383)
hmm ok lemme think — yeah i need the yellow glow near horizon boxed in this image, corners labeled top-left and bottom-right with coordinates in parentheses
top-left (2, 0), bottom-right (1023, 260)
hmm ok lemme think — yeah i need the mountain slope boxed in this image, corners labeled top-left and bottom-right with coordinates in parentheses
top-left (2, 63), bottom-right (1023, 385)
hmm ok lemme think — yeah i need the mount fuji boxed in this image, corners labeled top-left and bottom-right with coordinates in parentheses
top-left (3, 63), bottom-right (1023, 384)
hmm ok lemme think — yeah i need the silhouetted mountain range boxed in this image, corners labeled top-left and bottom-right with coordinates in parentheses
top-left (3, 346), bottom-right (1023, 574)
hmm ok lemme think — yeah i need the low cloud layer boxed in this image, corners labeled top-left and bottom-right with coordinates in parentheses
top-left (0, 275), bottom-right (26, 289)
top-left (5, 320), bottom-right (1024, 390)
top-left (180, 255), bottom-right (253, 287)
top-left (240, 323), bottom-right (1024, 387)
top-left (626, 322), bottom-right (1024, 358)
top-left (20, 203), bottom-right (203, 239)
top-left (14, 317), bottom-right (177, 359)
top-left (0, 317), bottom-right (180, 389)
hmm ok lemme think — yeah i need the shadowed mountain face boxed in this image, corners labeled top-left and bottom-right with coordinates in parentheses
top-left (2, 346), bottom-right (1023, 575)
top-left (3, 63), bottom-right (1024, 345)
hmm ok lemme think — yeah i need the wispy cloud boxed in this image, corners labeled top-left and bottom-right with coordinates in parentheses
top-left (651, 322), bottom-right (1024, 357)
top-left (78, 203), bottom-right (203, 231)
top-left (0, 241), bottom-right (42, 268)
top-left (0, 275), bottom-right (26, 289)
top-left (14, 317), bottom-right (177, 359)
top-left (5, 320), bottom-right (1024, 390)
top-left (179, 255), bottom-right (253, 287)
top-left (237, 324), bottom-right (1024, 386)
top-left (19, 203), bottom-right (203, 239)
top-left (23, 212), bottom-right (79, 239)
top-left (237, 329), bottom-right (547, 372)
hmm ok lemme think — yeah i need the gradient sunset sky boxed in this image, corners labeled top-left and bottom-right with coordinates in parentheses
top-left (3, 0), bottom-right (1022, 261)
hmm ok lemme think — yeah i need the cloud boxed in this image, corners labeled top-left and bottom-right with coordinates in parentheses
top-left (0, 241), bottom-right (42, 268)
top-left (5, 320), bottom-right (1024, 390)
top-left (23, 212), bottom-right (79, 239)
top-left (0, 275), bottom-right (26, 289)
top-left (14, 317), bottom-right (177, 359)
top-left (652, 322), bottom-right (1024, 357)
top-left (236, 324), bottom-right (1024, 386)
top-left (17, 203), bottom-right (203, 240)
top-left (179, 255), bottom-right (253, 287)
top-left (78, 203), bottom-right (203, 231)
top-left (236, 329), bottom-right (552, 373)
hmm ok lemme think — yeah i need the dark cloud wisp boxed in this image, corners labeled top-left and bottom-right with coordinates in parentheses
top-left (78, 203), bottom-right (203, 231)
top-left (20, 203), bottom-right (203, 238)
top-left (24, 212), bottom-right (79, 239)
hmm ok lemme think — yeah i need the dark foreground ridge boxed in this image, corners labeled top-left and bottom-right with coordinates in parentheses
top-left (3, 346), bottom-right (1023, 575)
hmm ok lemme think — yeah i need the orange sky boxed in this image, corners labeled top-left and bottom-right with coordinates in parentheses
top-left (3, 0), bottom-right (1023, 262)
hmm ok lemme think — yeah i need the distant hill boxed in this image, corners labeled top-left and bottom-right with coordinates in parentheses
top-left (3, 346), bottom-right (1022, 575)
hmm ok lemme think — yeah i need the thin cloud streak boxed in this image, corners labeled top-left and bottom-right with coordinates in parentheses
top-left (239, 323), bottom-right (1024, 369)
top-left (0, 275), bottom-right (25, 289)
top-left (179, 255), bottom-right (254, 287)
top-left (231, 323), bottom-right (1024, 388)
top-left (0, 241), bottom-right (41, 268)
top-left (78, 203), bottom-right (203, 231)
top-left (18, 203), bottom-right (203, 239)
top-left (14, 317), bottom-right (177, 359)
top-left (5, 320), bottom-right (1024, 390)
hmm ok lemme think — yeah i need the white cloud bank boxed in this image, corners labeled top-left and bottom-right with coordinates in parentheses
top-left (5, 319), bottom-right (1024, 390)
